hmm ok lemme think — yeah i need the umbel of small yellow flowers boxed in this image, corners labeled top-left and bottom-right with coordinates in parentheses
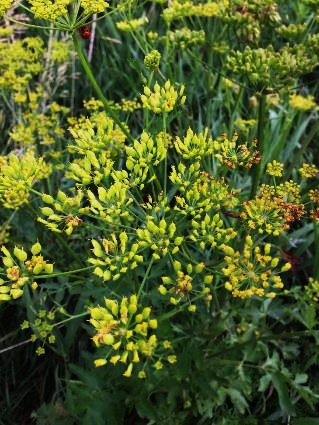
top-left (141, 80), bottom-right (186, 113)
top-left (0, 243), bottom-right (54, 301)
top-left (89, 295), bottom-right (158, 377)
top-left (1, 0), bottom-right (110, 22)
top-left (221, 236), bottom-right (291, 299)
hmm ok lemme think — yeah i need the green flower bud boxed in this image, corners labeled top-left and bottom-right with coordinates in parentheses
top-left (0, 293), bottom-right (11, 301)
top-left (135, 314), bottom-right (143, 323)
top-left (103, 270), bottom-right (112, 281)
top-left (40, 207), bottom-right (55, 216)
top-left (13, 247), bottom-right (27, 262)
top-left (31, 242), bottom-right (42, 256)
top-left (174, 236), bottom-right (184, 245)
top-left (103, 334), bottom-right (115, 345)
top-left (10, 288), bottom-right (24, 299)
top-left (42, 194), bottom-right (54, 204)
top-left (144, 50), bottom-right (161, 72)
top-left (128, 304), bottom-right (137, 315)
top-left (0, 286), bottom-right (10, 293)
top-left (33, 263), bottom-right (43, 274)
top-left (44, 263), bottom-right (54, 274)
top-left (149, 319), bottom-right (157, 329)
top-left (91, 240), bottom-right (104, 257)
top-left (3, 257), bottom-right (14, 268)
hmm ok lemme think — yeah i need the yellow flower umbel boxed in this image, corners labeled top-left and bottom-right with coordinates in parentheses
top-left (170, 162), bottom-right (239, 218)
top-left (240, 196), bottom-right (289, 236)
top-left (0, 0), bottom-right (15, 17)
top-left (141, 80), bottom-right (186, 113)
top-left (125, 131), bottom-right (167, 188)
top-left (163, 1), bottom-right (220, 22)
top-left (88, 233), bottom-right (144, 281)
top-left (266, 160), bottom-right (284, 177)
top-left (0, 149), bottom-right (52, 209)
top-left (89, 295), bottom-right (158, 376)
top-left (67, 113), bottom-right (127, 186)
top-left (116, 16), bottom-right (148, 32)
top-left (299, 163), bottom-right (318, 179)
top-left (215, 132), bottom-right (261, 169)
top-left (38, 190), bottom-right (86, 235)
top-left (136, 216), bottom-right (183, 260)
top-left (174, 128), bottom-right (216, 161)
top-left (0, 243), bottom-right (54, 301)
top-left (144, 50), bottom-right (161, 72)
top-left (221, 237), bottom-right (291, 299)
top-left (289, 94), bottom-right (317, 111)
top-left (22, 309), bottom-right (56, 355)
top-left (80, 0), bottom-right (109, 14)
top-left (27, 0), bottom-right (73, 21)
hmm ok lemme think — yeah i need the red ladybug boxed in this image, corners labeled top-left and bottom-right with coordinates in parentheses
top-left (79, 25), bottom-right (91, 40)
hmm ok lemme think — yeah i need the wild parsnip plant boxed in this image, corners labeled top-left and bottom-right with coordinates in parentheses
top-left (1, 1), bottom-right (319, 424)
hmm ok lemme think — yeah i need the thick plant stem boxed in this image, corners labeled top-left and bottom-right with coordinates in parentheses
top-left (249, 94), bottom-right (266, 200)
top-left (72, 33), bottom-right (133, 143)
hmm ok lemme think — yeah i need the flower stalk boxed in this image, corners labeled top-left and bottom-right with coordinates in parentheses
top-left (72, 32), bottom-right (133, 143)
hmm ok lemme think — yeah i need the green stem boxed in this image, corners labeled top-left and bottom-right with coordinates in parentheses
top-left (53, 312), bottom-right (88, 327)
top-left (137, 257), bottom-right (154, 301)
top-left (283, 119), bottom-right (319, 182)
top-left (162, 113), bottom-right (167, 199)
top-left (33, 266), bottom-right (95, 279)
top-left (313, 221), bottom-right (319, 281)
top-left (72, 33), bottom-right (133, 144)
top-left (249, 94), bottom-right (266, 199)
top-left (230, 85), bottom-right (243, 130)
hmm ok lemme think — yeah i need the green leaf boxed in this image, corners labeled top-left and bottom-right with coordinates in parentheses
top-left (270, 371), bottom-right (296, 415)
top-left (294, 419), bottom-right (319, 425)
top-left (295, 373), bottom-right (308, 385)
top-left (226, 388), bottom-right (249, 414)
top-left (258, 374), bottom-right (271, 392)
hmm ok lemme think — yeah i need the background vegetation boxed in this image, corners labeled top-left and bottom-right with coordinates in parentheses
top-left (1, 1), bottom-right (319, 424)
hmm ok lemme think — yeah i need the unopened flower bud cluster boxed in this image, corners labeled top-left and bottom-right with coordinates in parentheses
top-left (0, 243), bottom-right (53, 301)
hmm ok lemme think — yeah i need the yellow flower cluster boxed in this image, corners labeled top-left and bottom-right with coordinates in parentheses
top-left (174, 128), bottom-right (216, 160)
top-left (38, 190), bottom-right (86, 234)
top-left (305, 277), bottom-right (319, 302)
top-left (190, 212), bottom-right (237, 249)
top-left (309, 189), bottom-right (319, 204)
top-left (86, 179), bottom-right (133, 221)
top-left (0, 243), bottom-right (54, 301)
top-left (116, 16), bottom-right (148, 32)
top-left (67, 114), bottom-right (126, 185)
top-left (299, 163), bottom-right (318, 178)
top-left (89, 295), bottom-right (158, 377)
top-left (266, 160), bottom-right (284, 177)
top-left (22, 309), bottom-right (56, 355)
top-left (10, 89), bottom-right (70, 147)
top-left (221, 236), bottom-right (291, 299)
top-left (159, 261), bottom-right (212, 305)
top-left (170, 163), bottom-right (239, 217)
top-left (289, 94), bottom-right (318, 111)
top-left (80, 0), bottom-right (109, 14)
top-left (160, 28), bottom-right (205, 49)
top-left (141, 80), bottom-right (186, 113)
top-left (125, 131), bottom-right (167, 188)
top-left (215, 132), bottom-right (261, 169)
top-left (0, 37), bottom-right (44, 94)
top-left (240, 197), bottom-right (288, 236)
top-left (88, 233), bottom-right (144, 281)
top-left (163, 1), bottom-right (220, 22)
top-left (144, 50), bottom-right (161, 72)
top-left (0, 0), bottom-right (14, 17)
top-left (27, 0), bottom-right (72, 21)
top-left (0, 149), bottom-right (52, 209)
top-left (137, 216), bottom-right (183, 260)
